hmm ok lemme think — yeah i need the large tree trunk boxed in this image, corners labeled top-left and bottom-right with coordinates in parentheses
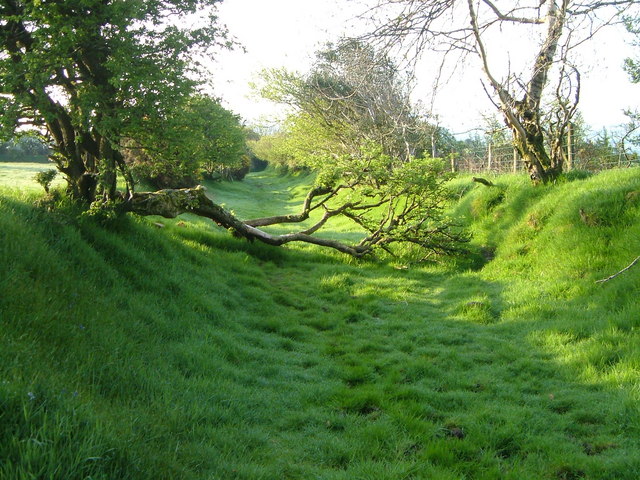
top-left (125, 186), bottom-right (371, 257)
top-left (467, 0), bottom-right (569, 184)
top-left (508, 106), bottom-right (563, 184)
top-left (10, 10), bottom-right (121, 204)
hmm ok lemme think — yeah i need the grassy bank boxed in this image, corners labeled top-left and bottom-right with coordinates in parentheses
top-left (1, 167), bottom-right (639, 479)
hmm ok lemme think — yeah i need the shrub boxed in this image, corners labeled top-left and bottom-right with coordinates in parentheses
top-left (34, 169), bottom-right (58, 193)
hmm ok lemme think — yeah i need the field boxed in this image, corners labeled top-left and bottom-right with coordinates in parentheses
top-left (0, 161), bottom-right (61, 192)
top-left (1, 164), bottom-right (639, 479)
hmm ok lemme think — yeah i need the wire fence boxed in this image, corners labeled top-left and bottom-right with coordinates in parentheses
top-left (447, 143), bottom-right (640, 174)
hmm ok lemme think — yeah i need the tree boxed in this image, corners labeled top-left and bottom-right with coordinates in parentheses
top-left (0, 0), bottom-right (229, 202)
top-left (359, 0), bottom-right (638, 183)
top-left (259, 40), bottom-right (434, 164)
top-left (238, 40), bottom-right (467, 259)
top-left (622, 15), bottom-right (640, 160)
top-left (122, 95), bottom-right (248, 188)
top-left (247, 132), bottom-right (301, 172)
top-left (189, 96), bottom-right (249, 181)
top-left (125, 40), bottom-right (468, 261)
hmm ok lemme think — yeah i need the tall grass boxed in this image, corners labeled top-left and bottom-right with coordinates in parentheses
top-left (1, 166), bottom-right (639, 479)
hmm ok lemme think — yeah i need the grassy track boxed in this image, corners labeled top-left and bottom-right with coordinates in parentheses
top-left (1, 165), bottom-right (639, 479)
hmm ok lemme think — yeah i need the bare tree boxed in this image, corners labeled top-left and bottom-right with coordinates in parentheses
top-left (358, 0), bottom-right (637, 182)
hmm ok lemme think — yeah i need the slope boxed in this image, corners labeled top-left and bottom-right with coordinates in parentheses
top-left (0, 167), bottom-right (639, 479)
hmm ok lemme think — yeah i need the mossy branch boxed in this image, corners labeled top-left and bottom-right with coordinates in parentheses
top-left (126, 186), bottom-right (370, 257)
top-left (125, 185), bottom-right (466, 259)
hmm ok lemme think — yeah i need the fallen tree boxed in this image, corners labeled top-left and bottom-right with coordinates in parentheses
top-left (128, 186), bottom-right (371, 257)
top-left (217, 40), bottom-right (467, 259)
top-left (125, 164), bottom-right (468, 259)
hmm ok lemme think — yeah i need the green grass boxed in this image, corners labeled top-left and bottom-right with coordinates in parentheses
top-left (1, 165), bottom-right (639, 479)
top-left (204, 170), bottom-right (367, 246)
top-left (0, 161), bottom-right (62, 191)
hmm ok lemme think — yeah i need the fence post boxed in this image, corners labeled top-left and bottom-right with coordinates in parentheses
top-left (487, 143), bottom-right (493, 172)
top-left (450, 155), bottom-right (457, 173)
top-left (566, 123), bottom-right (573, 171)
top-left (513, 147), bottom-right (518, 173)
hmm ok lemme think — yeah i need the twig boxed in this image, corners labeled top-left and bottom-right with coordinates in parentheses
top-left (595, 256), bottom-right (640, 284)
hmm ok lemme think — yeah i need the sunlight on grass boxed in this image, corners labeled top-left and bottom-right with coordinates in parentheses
top-left (0, 161), bottom-right (63, 191)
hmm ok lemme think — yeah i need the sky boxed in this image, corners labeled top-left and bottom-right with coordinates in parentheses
top-left (209, 0), bottom-right (639, 136)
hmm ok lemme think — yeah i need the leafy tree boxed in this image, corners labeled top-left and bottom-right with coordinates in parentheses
top-left (0, 0), bottom-right (229, 201)
top-left (236, 40), bottom-right (467, 258)
top-left (123, 95), bottom-right (248, 188)
top-left (188, 96), bottom-right (248, 181)
top-left (124, 40), bottom-right (468, 260)
top-left (247, 132), bottom-right (300, 171)
top-left (259, 40), bottom-right (433, 164)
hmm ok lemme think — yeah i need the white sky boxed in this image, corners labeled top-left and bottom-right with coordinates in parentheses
top-left (209, 0), bottom-right (639, 135)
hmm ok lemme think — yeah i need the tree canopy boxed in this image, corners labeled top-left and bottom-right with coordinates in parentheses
top-left (0, 0), bottom-right (229, 201)
top-left (123, 95), bottom-right (248, 188)
top-left (247, 41), bottom-right (467, 258)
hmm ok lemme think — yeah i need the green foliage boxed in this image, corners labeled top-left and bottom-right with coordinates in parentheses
top-left (188, 96), bottom-right (248, 180)
top-left (621, 17), bottom-right (640, 157)
top-left (0, 0), bottom-right (230, 201)
top-left (624, 16), bottom-right (640, 83)
top-left (122, 137), bottom-right (201, 189)
top-left (33, 169), bottom-right (58, 194)
top-left (122, 95), bottom-right (249, 188)
top-left (247, 133), bottom-right (296, 171)
top-left (256, 40), bottom-right (436, 166)
top-left (253, 40), bottom-right (464, 257)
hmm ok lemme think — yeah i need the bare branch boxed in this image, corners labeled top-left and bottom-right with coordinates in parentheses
top-left (568, 0), bottom-right (637, 15)
top-left (596, 256), bottom-right (640, 283)
top-left (480, 0), bottom-right (545, 24)
top-left (244, 185), bottom-right (334, 227)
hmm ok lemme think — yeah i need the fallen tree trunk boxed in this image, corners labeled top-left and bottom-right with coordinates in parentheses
top-left (126, 186), bottom-right (370, 257)
top-left (123, 175), bottom-right (468, 259)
